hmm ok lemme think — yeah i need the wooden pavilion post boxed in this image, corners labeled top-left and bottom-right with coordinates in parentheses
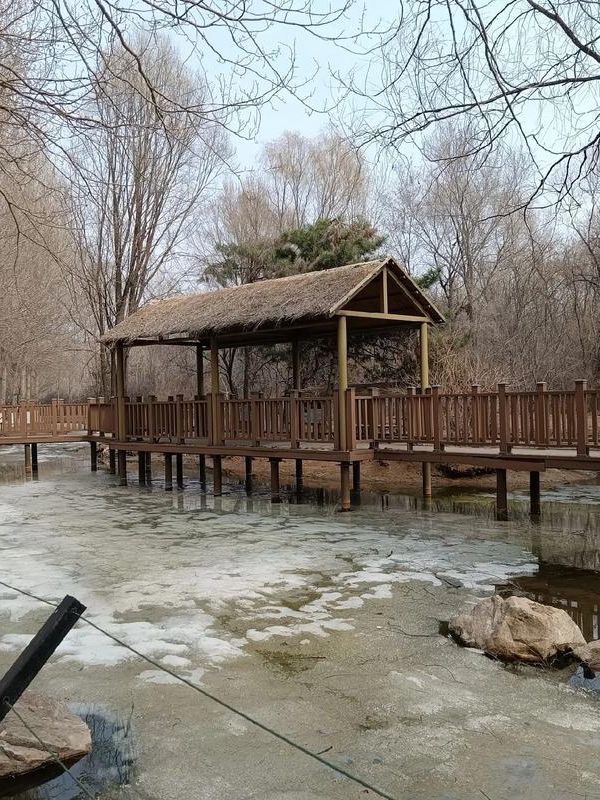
top-left (196, 344), bottom-right (207, 487)
top-left (115, 343), bottom-right (127, 485)
top-left (420, 322), bottom-right (432, 498)
top-left (291, 338), bottom-right (303, 489)
top-left (337, 316), bottom-right (348, 452)
top-left (337, 316), bottom-right (351, 511)
top-left (210, 337), bottom-right (220, 446)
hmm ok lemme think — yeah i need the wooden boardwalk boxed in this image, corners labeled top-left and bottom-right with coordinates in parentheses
top-left (2, 383), bottom-right (600, 516)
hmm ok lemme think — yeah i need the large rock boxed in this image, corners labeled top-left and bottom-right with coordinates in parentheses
top-left (573, 640), bottom-right (600, 673)
top-left (448, 595), bottom-right (586, 663)
top-left (0, 693), bottom-right (91, 782)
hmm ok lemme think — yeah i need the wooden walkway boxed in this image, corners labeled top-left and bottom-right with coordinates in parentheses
top-left (2, 383), bottom-right (600, 514)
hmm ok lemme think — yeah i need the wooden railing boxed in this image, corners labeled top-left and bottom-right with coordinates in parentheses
top-left (0, 401), bottom-right (88, 438)
top-left (350, 380), bottom-right (599, 455)
top-left (20, 381), bottom-right (596, 455)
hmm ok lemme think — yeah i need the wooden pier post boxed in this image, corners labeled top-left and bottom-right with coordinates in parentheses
top-left (138, 452), bottom-right (146, 485)
top-left (30, 443), bottom-right (38, 478)
top-left (108, 448), bottom-right (116, 474)
top-left (496, 468), bottom-right (508, 521)
top-left (420, 322), bottom-right (432, 497)
top-left (340, 462), bottom-right (351, 512)
top-left (164, 454), bottom-right (173, 491)
top-left (530, 471), bottom-right (541, 517)
top-left (213, 455), bottom-right (222, 496)
top-left (176, 453), bottom-right (184, 489)
top-left (89, 441), bottom-right (97, 473)
top-left (295, 458), bottom-right (303, 492)
top-left (199, 456), bottom-right (207, 488)
top-left (352, 461), bottom-right (361, 493)
top-left (270, 458), bottom-right (281, 503)
top-left (145, 451), bottom-right (152, 484)
top-left (244, 456), bottom-right (253, 493)
top-left (24, 444), bottom-right (32, 478)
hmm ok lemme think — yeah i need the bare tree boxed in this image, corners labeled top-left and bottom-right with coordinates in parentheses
top-left (347, 0), bottom-right (600, 205)
top-left (0, 0), bottom-right (368, 225)
top-left (66, 36), bottom-right (229, 394)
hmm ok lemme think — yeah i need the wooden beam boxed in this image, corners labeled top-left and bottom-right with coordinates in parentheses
top-left (0, 595), bottom-right (86, 724)
top-left (337, 310), bottom-right (429, 323)
top-left (380, 268), bottom-right (389, 314)
top-left (337, 315), bottom-right (348, 451)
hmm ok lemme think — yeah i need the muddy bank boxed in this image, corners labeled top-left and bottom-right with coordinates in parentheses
top-left (222, 455), bottom-right (596, 494)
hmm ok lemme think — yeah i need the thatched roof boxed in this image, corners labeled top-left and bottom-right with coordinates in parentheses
top-left (101, 257), bottom-right (444, 347)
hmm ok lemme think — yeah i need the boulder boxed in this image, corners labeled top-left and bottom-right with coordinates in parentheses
top-left (573, 640), bottom-right (600, 673)
top-left (448, 595), bottom-right (586, 663)
top-left (0, 693), bottom-right (91, 783)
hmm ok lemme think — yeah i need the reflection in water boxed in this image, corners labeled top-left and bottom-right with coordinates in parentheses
top-left (12, 707), bottom-right (134, 800)
top-left (499, 564), bottom-right (600, 641)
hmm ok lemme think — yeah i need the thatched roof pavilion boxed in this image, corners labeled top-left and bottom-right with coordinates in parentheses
top-left (103, 256), bottom-right (444, 502)
top-left (102, 257), bottom-right (444, 348)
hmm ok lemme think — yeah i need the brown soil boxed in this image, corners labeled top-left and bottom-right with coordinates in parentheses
top-left (221, 455), bottom-right (595, 494)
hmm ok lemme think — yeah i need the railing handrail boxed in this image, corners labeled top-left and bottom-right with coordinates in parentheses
top-left (6, 384), bottom-right (600, 451)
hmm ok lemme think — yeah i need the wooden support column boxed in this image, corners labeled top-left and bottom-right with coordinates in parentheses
top-left (245, 456), bottom-right (253, 493)
top-left (337, 315), bottom-right (348, 451)
top-left (89, 442), bottom-right (97, 473)
top-left (164, 454), bottom-right (173, 491)
top-left (213, 455), bottom-right (222, 497)
top-left (108, 448), bottom-right (116, 475)
top-left (496, 468), bottom-right (508, 521)
top-left (145, 451), bottom-right (152, 484)
top-left (138, 452), bottom-right (146, 485)
top-left (530, 471), bottom-right (541, 517)
top-left (176, 453), bottom-right (184, 489)
top-left (270, 458), bottom-right (281, 503)
top-left (420, 322), bottom-right (432, 497)
top-left (196, 344), bottom-right (207, 484)
top-left (340, 462), bottom-right (351, 511)
top-left (115, 343), bottom-right (127, 485)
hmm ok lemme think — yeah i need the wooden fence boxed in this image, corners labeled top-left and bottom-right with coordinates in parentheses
top-left (0, 401), bottom-right (88, 439)
top-left (83, 381), bottom-right (600, 454)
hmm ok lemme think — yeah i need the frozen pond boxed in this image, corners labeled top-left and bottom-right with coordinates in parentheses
top-left (1, 447), bottom-right (600, 799)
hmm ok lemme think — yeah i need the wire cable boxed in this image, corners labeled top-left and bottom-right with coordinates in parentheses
top-left (0, 579), bottom-right (399, 800)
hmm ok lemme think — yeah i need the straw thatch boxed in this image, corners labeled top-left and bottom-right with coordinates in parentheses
top-left (101, 257), bottom-right (443, 345)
